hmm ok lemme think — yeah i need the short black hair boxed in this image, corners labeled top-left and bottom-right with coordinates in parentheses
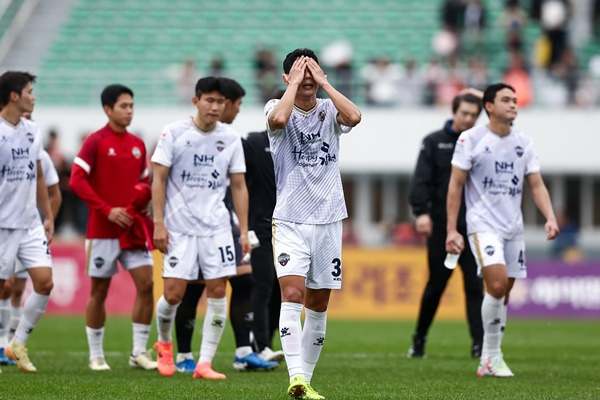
top-left (283, 48), bottom-right (319, 74)
top-left (195, 76), bottom-right (224, 98)
top-left (452, 93), bottom-right (482, 114)
top-left (0, 71), bottom-right (36, 106)
top-left (483, 83), bottom-right (515, 116)
top-left (101, 84), bottom-right (133, 108)
top-left (218, 77), bottom-right (246, 102)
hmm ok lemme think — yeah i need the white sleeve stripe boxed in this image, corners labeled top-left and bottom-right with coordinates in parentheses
top-left (140, 168), bottom-right (149, 179)
top-left (73, 157), bottom-right (91, 174)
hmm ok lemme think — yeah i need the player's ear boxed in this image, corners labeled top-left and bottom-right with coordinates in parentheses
top-left (192, 96), bottom-right (199, 106)
top-left (282, 73), bottom-right (289, 85)
top-left (103, 104), bottom-right (112, 117)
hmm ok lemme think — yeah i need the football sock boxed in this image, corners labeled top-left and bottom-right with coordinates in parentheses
top-left (280, 301), bottom-right (304, 381)
top-left (229, 274), bottom-right (254, 348)
top-left (235, 346), bottom-right (253, 359)
top-left (198, 297), bottom-right (227, 364)
top-left (481, 293), bottom-right (504, 359)
top-left (302, 308), bottom-right (327, 384)
top-left (0, 299), bottom-right (9, 347)
top-left (156, 295), bottom-right (179, 343)
top-left (132, 322), bottom-right (151, 356)
top-left (8, 305), bottom-right (22, 341)
top-left (13, 291), bottom-right (49, 345)
top-left (175, 283), bottom-right (204, 354)
top-left (86, 326), bottom-right (105, 360)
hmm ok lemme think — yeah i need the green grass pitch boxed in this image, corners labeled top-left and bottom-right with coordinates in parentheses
top-left (2, 317), bottom-right (599, 399)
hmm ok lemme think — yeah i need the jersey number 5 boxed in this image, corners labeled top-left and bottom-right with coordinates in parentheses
top-left (219, 246), bottom-right (234, 263)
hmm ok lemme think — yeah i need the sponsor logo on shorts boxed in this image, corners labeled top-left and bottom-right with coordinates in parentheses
top-left (93, 257), bottom-right (105, 268)
top-left (280, 327), bottom-right (291, 337)
top-left (278, 253), bottom-right (290, 266)
top-left (168, 256), bottom-right (179, 268)
top-left (485, 245), bottom-right (495, 256)
top-left (515, 146), bottom-right (524, 157)
top-left (215, 140), bottom-right (225, 152)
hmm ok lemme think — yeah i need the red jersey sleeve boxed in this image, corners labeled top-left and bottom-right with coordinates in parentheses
top-left (69, 133), bottom-right (112, 216)
top-left (139, 142), bottom-right (150, 184)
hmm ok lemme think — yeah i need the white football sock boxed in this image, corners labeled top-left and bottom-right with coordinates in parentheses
top-left (235, 346), bottom-right (253, 358)
top-left (8, 305), bottom-right (22, 341)
top-left (0, 299), bottom-right (9, 347)
top-left (302, 308), bottom-right (327, 384)
top-left (156, 295), bottom-right (179, 343)
top-left (86, 326), bottom-right (105, 360)
top-left (481, 293), bottom-right (504, 360)
top-left (198, 297), bottom-right (227, 364)
top-left (132, 322), bottom-right (151, 356)
top-left (13, 292), bottom-right (49, 345)
top-left (279, 301), bottom-right (304, 381)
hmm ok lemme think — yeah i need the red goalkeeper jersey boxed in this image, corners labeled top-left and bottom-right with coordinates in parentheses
top-left (70, 124), bottom-right (149, 238)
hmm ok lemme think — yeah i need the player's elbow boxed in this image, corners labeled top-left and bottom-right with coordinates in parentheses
top-left (268, 114), bottom-right (287, 130)
top-left (344, 111), bottom-right (361, 127)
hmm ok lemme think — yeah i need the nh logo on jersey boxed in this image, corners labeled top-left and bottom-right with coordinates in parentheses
top-left (515, 146), bottom-right (524, 157)
top-left (215, 140), bottom-right (226, 152)
top-left (485, 246), bottom-right (495, 256)
top-left (11, 148), bottom-right (29, 160)
top-left (132, 146), bottom-right (141, 159)
top-left (194, 154), bottom-right (214, 166)
top-left (26, 132), bottom-right (34, 143)
top-left (93, 257), bottom-right (105, 268)
top-left (108, 147), bottom-right (116, 156)
top-left (495, 161), bottom-right (513, 174)
top-left (300, 131), bottom-right (320, 144)
top-left (278, 253), bottom-right (290, 266)
top-left (168, 256), bottom-right (179, 268)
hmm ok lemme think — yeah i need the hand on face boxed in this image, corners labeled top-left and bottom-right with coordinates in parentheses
top-left (305, 57), bottom-right (328, 87)
top-left (285, 56), bottom-right (308, 86)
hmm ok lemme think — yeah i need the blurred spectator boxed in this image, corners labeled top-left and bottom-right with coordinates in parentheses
top-left (423, 58), bottom-right (446, 105)
top-left (540, 0), bottom-right (569, 68)
top-left (499, 0), bottom-right (528, 51)
top-left (254, 49), bottom-right (280, 104)
top-left (45, 128), bottom-right (66, 168)
top-left (321, 40), bottom-right (354, 100)
top-left (176, 59), bottom-right (199, 104)
top-left (392, 222), bottom-right (422, 246)
top-left (442, 0), bottom-right (466, 33)
top-left (466, 57), bottom-right (490, 91)
top-left (551, 47), bottom-right (580, 105)
top-left (551, 211), bottom-right (580, 260)
top-left (208, 56), bottom-right (225, 77)
top-left (45, 129), bottom-right (70, 233)
top-left (435, 55), bottom-right (466, 105)
top-left (342, 219), bottom-right (361, 246)
top-left (502, 50), bottom-right (533, 107)
top-left (464, 0), bottom-right (487, 53)
top-left (398, 58), bottom-right (425, 106)
top-left (360, 57), bottom-right (403, 106)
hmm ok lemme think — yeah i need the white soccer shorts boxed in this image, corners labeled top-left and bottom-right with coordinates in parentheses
top-left (162, 230), bottom-right (237, 281)
top-left (272, 219), bottom-right (343, 290)
top-left (85, 239), bottom-right (153, 278)
top-left (0, 225), bottom-right (52, 280)
top-left (468, 232), bottom-right (527, 279)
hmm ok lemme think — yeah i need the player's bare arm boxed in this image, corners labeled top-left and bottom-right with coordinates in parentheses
top-left (48, 183), bottom-right (62, 219)
top-left (268, 57), bottom-right (306, 131)
top-left (446, 166), bottom-right (468, 254)
top-left (525, 173), bottom-right (560, 240)
top-left (229, 172), bottom-right (252, 259)
top-left (306, 57), bottom-right (361, 127)
top-left (152, 162), bottom-right (170, 253)
top-left (36, 160), bottom-right (54, 243)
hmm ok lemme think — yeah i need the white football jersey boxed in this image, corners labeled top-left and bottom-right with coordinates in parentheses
top-left (451, 124), bottom-right (540, 239)
top-left (0, 116), bottom-right (44, 229)
top-left (265, 98), bottom-right (351, 224)
top-left (40, 150), bottom-right (59, 186)
top-left (152, 118), bottom-right (246, 236)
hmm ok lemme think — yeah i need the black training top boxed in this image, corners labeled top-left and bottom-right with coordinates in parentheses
top-left (242, 130), bottom-right (276, 235)
top-left (409, 120), bottom-right (467, 228)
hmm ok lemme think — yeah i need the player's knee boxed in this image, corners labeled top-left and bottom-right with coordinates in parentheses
top-left (35, 279), bottom-right (54, 296)
top-left (487, 282), bottom-right (507, 299)
top-left (136, 277), bottom-right (154, 296)
top-left (164, 291), bottom-right (183, 305)
top-left (281, 286), bottom-right (303, 304)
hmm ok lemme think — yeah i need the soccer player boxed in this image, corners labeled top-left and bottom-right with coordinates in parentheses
top-left (173, 77), bottom-right (277, 373)
top-left (70, 84), bottom-right (156, 371)
top-left (0, 147), bottom-right (61, 365)
top-left (446, 83), bottom-right (559, 377)
top-left (408, 90), bottom-right (484, 359)
top-left (0, 71), bottom-right (54, 373)
top-left (152, 77), bottom-right (252, 379)
top-left (266, 49), bottom-right (361, 399)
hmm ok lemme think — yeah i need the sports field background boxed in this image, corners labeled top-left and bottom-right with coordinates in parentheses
top-left (2, 317), bottom-right (598, 399)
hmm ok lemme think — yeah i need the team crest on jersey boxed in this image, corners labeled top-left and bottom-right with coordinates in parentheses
top-left (484, 246), bottom-right (495, 256)
top-left (168, 256), bottom-right (179, 268)
top-left (93, 257), bottom-right (105, 268)
top-left (132, 146), bottom-right (141, 159)
top-left (26, 132), bottom-right (34, 143)
top-left (278, 253), bottom-right (290, 266)
top-left (108, 147), bottom-right (116, 156)
top-left (215, 140), bottom-right (226, 152)
top-left (318, 110), bottom-right (326, 122)
top-left (515, 146), bottom-right (524, 157)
